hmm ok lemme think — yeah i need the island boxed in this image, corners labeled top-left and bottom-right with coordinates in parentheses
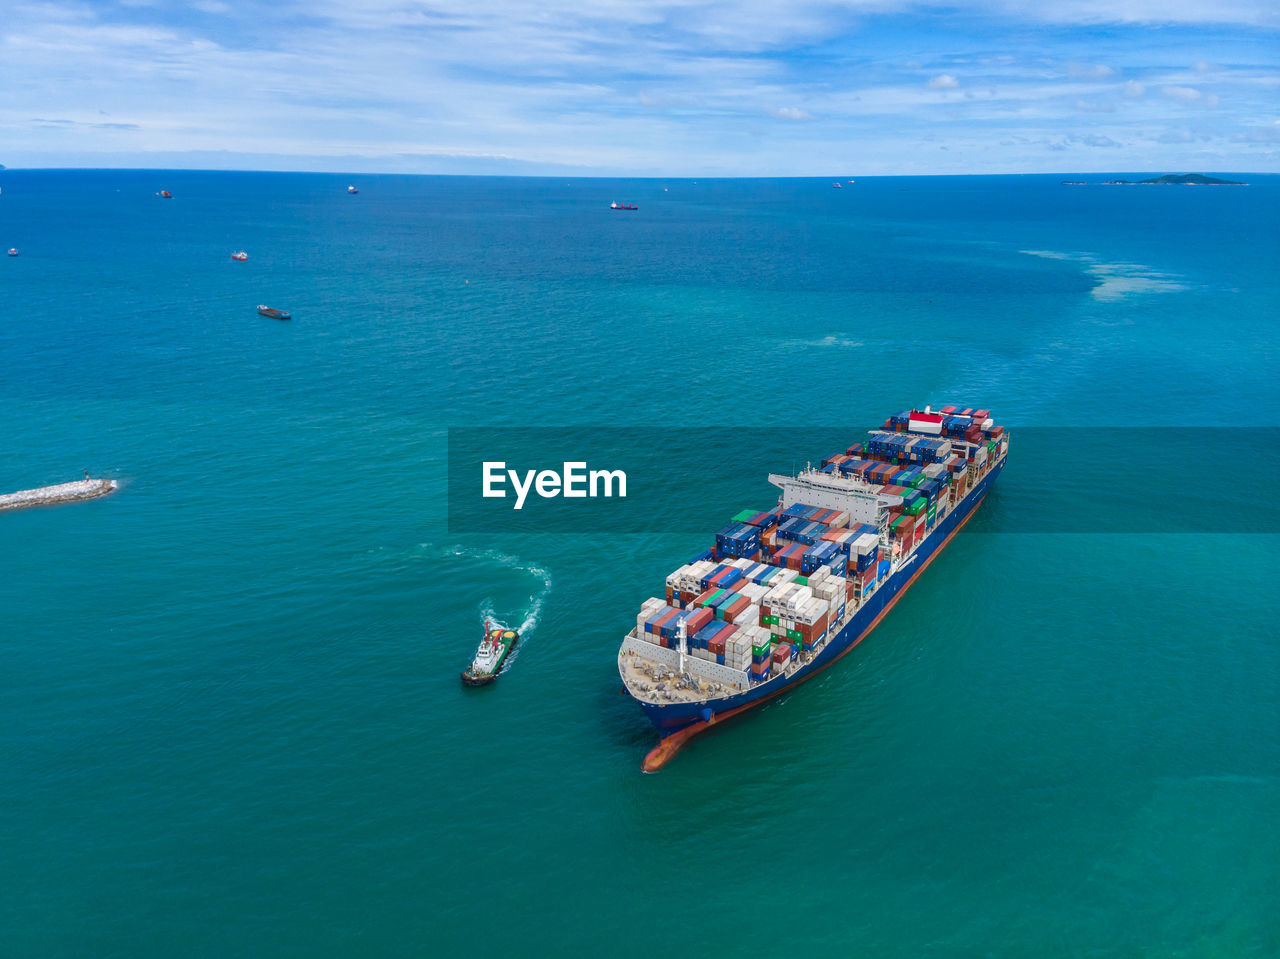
top-left (1101, 173), bottom-right (1245, 186)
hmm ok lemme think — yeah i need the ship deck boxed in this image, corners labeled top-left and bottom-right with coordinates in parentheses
top-left (619, 446), bottom-right (1007, 708)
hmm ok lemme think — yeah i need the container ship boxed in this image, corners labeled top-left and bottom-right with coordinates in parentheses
top-left (619, 405), bottom-right (1008, 771)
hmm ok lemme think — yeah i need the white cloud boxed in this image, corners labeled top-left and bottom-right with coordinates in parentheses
top-left (1068, 62), bottom-right (1115, 80)
top-left (928, 74), bottom-right (959, 89)
top-left (1162, 85), bottom-right (1202, 102)
top-left (1233, 120), bottom-right (1280, 142)
top-left (1123, 80), bottom-right (1146, 98)
top-left (768, 106), bottom-right (815, 121)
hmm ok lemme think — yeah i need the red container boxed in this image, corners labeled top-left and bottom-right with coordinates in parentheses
top-left (709, 635), bottom-right (726, 655)
top-left (772, 644), bottom-right (791, 664)
top-left (973, 409), bottom-right (990, 420)
top-left (940, 405), bottom-right (957, 414)
top-left (686, 607), bottom-right (714, 634)
top-left (651, 607), bottom-right (680, 633)
top-left (723, 596), bottom-right (751, 623)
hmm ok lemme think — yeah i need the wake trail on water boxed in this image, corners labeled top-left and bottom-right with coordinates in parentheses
top-left (442, 544), bottom-right (552, 644)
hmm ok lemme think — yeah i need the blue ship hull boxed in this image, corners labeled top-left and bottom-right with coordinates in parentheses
top-left (634, 455), bottom-right (1005, 738)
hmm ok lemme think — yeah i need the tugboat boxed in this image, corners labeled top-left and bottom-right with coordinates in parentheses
top-left (610, 201), bottom-right (638, 210)
top-left (6, 248), bottom-right (17, 257)
top-left (158, 190), bottom-right (172, 198)
top-left (257, 304), bottom-right (291, 320)
top-left (347, 185), bottom-right (359, 194)
top-left (231, 251), bottom-right (248, 261)
top-left (462, 621), bottom-right (518, 686)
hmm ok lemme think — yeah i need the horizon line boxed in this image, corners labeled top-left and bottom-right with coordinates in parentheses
top-left (1, 166), bottom-right (1273, 179)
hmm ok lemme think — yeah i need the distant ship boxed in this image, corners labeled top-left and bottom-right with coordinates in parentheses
top-left (158, 190), bottom-right (172, 198)
top-left (6, 248), bottom-right (17, 257)
top-left (257, 305), bottom-right (291, 320)
top-left (832, 181), bottom-right (843, 188)
top-left (610, 202), bottom-right (638, 210)
top-left (231, 251), bottom-right (248, 261)
top-left (347, 185), bottom-right (359, 194)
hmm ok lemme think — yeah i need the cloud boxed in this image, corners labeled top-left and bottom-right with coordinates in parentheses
top-left (1233, 120), bottom-right (1280, 142)
top-left (768, 106), bottom-right (815, 121)
top-left (1068, 63), bottom-right (1115, 80)
top-left (2, 0), bottom-right (1279, 175)
top-left (1162, 85), bottom-right (1203, 102)
top-left (30, 117), bottom-right (141, 130)
top-left (1074, 133), bottom-right (1121, 147)
top-left (1161, 85), bottom-right (1221, 108)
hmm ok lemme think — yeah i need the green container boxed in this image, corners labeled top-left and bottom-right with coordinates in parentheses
top-left (731, 508), bottom-right (757, 523)
top-left (906, 499), bottom-right (926, 515)
top-left (795, 576), bottom-right (808, 586)
top-left (763, 614), bottom-right (778, 626)
top-left (752, 642), bottom-right (771, 657)
top-left (787, 628), bottom-right (802, 641)
top-left (909, 475), bottom-right (924, 488)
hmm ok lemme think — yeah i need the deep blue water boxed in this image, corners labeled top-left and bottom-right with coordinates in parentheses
top-left (1, 170), bottom-right (1277, 957)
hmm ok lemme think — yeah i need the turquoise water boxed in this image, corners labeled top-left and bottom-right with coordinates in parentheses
top-left (1, 171), bottom-right (1277, 957)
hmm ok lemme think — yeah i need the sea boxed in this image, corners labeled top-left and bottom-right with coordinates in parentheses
top-left (1, 170), bottom-right (1277, 958)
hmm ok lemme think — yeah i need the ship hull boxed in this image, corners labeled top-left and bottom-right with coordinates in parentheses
top-left (461, 635), bottom-right (517, 686)
top-left (633, 455), bottom-right (1005, 761)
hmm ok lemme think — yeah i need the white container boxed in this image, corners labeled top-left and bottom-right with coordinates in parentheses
top-left (665, 565), bottom-right (692, 590)
top-left (853, 532), bottom-right (878, 556)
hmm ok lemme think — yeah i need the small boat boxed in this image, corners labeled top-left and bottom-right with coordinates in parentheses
top-left (610, 202), bottom-right (638, 210)
top-left (257, 305), bottom-right (291, 320)
top-left (6, 248), bottom-right (17, 257)
top-left (159, 190), bottom-right (172, 198)
top-left (231, 251), bottom-right (248, 261)
top-left (347, 185), bottom-right (359, 194)
top-left (462, 621), bottom-right (519, 686)
top-left (832, 181), bottom-right (843, 189)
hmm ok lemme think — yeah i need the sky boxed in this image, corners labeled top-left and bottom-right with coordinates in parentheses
top-left (1, 0), bottom-right (1278, 175)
